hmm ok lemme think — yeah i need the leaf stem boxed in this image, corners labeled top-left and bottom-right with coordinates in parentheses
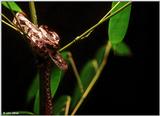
top-left (29, 1), bottom-right (38, 25)
top-left (59, 1), bottom-right (131, 52)
top-left (68, 52), bottom-right (84, 93)
top-left (71, 41), bottom-right (112, 115)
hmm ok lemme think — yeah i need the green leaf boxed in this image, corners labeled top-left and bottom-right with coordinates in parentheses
top-left (71, 60), bottom-right (96, 110)
top-left (112, 42), bottom-right (132, 56)
top-left (26, 73), bottom-right (39, 103)
top-left (34, 90), bottom-right (39, 114)
top-left (95, 45), bottom-right (106, 66)
top-left (109, 2), bottom-right (131, 44)
top-left (61, 51), bottom-right (69, 61)
top-left (61, 51), bottom-right (70, 65)
top-left (51, 67), bottom-right (62, 97)
top-left (53, 95), bottom-right (71, 115)
top-left (2, 1), bottom-right (22, 12)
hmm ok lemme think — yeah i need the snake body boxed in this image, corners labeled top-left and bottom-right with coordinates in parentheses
top-left (39, 60), bottom-right (53, 114)
top-left (13, 12), bottom-right (68, 114)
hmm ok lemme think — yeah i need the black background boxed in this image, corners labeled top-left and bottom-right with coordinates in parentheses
top-left (2, 2), bottom-right (159, 115)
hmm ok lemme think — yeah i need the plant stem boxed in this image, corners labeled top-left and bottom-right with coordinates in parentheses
top-left (1, 3), bottom-right (23, 33)
top-left (2, 19), bottom-right (20, 32)
top-left (98, 1), bottom-right (120, 23)
top-left (59, 1), bottom-right (131, 52)
top-left (29, 1), bottom-right (38, 25)
top-left (71, 41), bottom-right (112, 115)
top-left (1, 13), bottom-right (14, 25)
top-left (68, 52), bottom-right (84, 93)
top-left (5, 2), bottom-right (28, 37)
top-left (65, 96), bottom-right (71, 116)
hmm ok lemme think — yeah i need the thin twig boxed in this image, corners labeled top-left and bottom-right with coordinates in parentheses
top-left (59, 1), bottom-right (131, 52)
top-left (65, 96), bottom-right (71, 116)
top-left (70, 3), bottom-right (132, 114)
top-left (69, 1), bottom-right (120, 41)
top-left (6, 2), bottom-right (27, 37)
top-left (2, 19), bottom-right (20, 32)
top-left (98, 1), bottom-right (120, 23)
top-left (71, 41), bottom-right (112, 115)
top-left (1, 3), bottom-right (23, 33)
top-left (68, 52), bottom-right (84, 93)
top-left (1, 13), bottom-right (14, 25)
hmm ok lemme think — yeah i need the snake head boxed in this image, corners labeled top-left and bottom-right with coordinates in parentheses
top-left (49, 51), bottom-right (68, 71)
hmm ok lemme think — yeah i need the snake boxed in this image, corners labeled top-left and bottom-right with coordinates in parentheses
top-left (13, 12), bottom-right (68, 114)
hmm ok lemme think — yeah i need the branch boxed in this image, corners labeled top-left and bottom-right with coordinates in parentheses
top-left (68, 52), bottom-right (84, 93)
top-left (59, 1), bottom-right (131, 52)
